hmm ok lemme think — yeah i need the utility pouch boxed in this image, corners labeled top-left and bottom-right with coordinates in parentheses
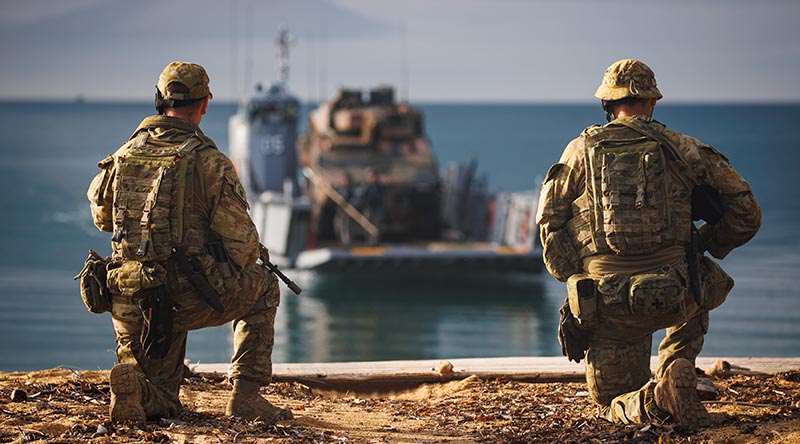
top-left (700, 256), bottom-right (734, 310)
top-left (566, 274), bottom-right (598, 330)
top-left (107, 260), bottom-right (168, 295)
top-left (139, 286), bottom-right (175, 359)
top-left (628, 272), bottom-right (685, 317)
top-left (73, 250), bottom-right (112, 314)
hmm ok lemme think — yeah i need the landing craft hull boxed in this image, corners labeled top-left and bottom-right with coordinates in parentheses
top-left (249, 187), bottom-right (542, 273)
top-left (293, 243), bottom-right (542, 273)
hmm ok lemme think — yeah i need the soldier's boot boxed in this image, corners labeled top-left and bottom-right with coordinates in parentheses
top-left (226, 378), bottom-right (294, 423)
top-left (654, 358), bottom-right (710, 431)
top-left (109, 364), bottom-right (146, 424)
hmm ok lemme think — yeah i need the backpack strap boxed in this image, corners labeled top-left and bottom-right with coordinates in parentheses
top-left (133, 131), bottom-right (149, 148)
top-left (137, 166), bottom-right (166, 256)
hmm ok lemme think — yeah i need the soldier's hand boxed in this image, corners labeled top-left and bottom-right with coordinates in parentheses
top-left (259, 244), bottom-right (270, 264)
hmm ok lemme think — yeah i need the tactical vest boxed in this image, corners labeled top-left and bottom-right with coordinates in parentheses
top-left (573, 119), bottom-right (695, 257)
top-left (110, 131), bottom-right (204, 262)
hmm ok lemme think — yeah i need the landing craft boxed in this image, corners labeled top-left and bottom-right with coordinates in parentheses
top-left (298, 85), bottom-right (441, 244)
top-left (228, 29), bottom-right (541, 272)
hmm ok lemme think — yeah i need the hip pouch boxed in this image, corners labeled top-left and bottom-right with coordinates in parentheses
top-left (700, 256), bottom-right (734, 310)
top-left (628, 272), bottom-right (685, 317)
top-left (73, 250), bottom-right (112, 314)
top-left (567, 273), bottom-right (598, 330)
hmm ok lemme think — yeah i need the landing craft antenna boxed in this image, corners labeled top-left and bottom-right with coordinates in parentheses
top-left (401, 20), bottom-right (409, 102)
top-left (276, 27), bottom-right (293, 86)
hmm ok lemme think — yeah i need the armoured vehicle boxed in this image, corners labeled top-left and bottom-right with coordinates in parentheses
top-left (298, 86), bottom-right (441, 244)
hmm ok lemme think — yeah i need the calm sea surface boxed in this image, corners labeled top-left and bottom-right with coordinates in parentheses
top-left (0, 101), bottom-right (797, 371)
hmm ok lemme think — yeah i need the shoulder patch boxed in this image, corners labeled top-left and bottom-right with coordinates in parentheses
top-left (224, 174), bottom-right (250, 209)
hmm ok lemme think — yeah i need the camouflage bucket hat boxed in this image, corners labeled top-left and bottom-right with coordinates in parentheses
top-left (157, 61), bottom-right (213, 101)
top-left (594, 59), bottom-right (662, 101)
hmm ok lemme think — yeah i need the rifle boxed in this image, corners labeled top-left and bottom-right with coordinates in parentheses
top-left (259, 244), bottom-right (302, 295)
top-left (687, 184), bottom-right (723, 306)
top-left (687, 226), bottom-right (704, 306)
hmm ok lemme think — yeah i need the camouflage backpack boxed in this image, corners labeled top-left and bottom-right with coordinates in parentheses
top-left (582, 118), bottom-right (695, 256)
top-left (110, 131), bottom-right (204, 262)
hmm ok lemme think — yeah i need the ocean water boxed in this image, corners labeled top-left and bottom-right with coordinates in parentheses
top-left (0, 101), bottom-right (797, 372)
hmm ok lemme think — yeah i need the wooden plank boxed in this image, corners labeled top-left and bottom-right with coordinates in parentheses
top-left (194, 356), bottom-right (800, 390)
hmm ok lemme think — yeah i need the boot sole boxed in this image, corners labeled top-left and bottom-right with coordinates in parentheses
top-left (657, 359), bottom-right (710, 430)
top-left (110, 364), bottom-right (146, 424)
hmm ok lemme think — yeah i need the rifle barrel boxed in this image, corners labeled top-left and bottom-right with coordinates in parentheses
top-left (265, 262), bottom-right (302, 295)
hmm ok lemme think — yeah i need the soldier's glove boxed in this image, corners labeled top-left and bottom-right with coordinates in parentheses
top-left (558, 301), bottom-right (590, 363)
top-left (259, 244), bottom-right (270, 264)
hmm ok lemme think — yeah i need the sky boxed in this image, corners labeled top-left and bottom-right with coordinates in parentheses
top-left (1, 0), bottom-right (798, 103)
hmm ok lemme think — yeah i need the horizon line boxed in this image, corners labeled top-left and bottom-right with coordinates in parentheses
top-left (1, 97), bottom-right (799, 107)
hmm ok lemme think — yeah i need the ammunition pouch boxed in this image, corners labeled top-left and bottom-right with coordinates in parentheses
top-left (566, 274), bottom-right (598, 330)
top-left (139, 286), bottom-right (175, 359)
top-left (699, 256), bottom-right (734, 310)
top-left (542, 228), bottom-right (583, 282)
top-left (74, 250), bottom-right (112, 314)
top-left (628, 272), bottom-right (685, 317)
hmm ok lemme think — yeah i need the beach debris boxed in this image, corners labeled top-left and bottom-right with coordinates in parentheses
top-left (739, 423), bottom-right (757, 434)
top-left (10, 388), bottom-right (27, 402)
top-left (705, 359), bottom-right (731, 378)
top-left (435, 360), bottom-right (455, 380)
top-left (696, 375), bottom-right (720, 400)
top-left (0, 367), bottom-right (798, 443)
top-left (778, 369), bottom-right (800, 382)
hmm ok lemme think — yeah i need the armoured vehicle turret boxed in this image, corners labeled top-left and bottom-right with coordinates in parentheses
top-left (298, 86), bottom-right (441, 244)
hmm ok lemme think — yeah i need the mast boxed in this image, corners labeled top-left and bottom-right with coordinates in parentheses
top-left (276, 27), bottom-right (292, 85)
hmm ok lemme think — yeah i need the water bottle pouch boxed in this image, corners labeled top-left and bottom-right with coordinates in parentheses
top-left (74, 250), bottom-right (112, 314)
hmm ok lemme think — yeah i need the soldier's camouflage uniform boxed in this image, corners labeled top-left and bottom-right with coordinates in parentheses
top-left (88, 115), bottom-right (279, 418)
top-left (537, 115), bottom-right (761, 424)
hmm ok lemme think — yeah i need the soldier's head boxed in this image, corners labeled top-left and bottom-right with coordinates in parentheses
top-left (595, 59), bottom-right (661, 122)
top-left (155, 61), bottom-right (213, 121)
